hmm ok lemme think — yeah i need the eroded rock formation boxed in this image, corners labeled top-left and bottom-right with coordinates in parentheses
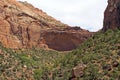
top-left (0, 0), bottom-right (92, 51)
top-left (41, 27), bottom-right (92, 51)
top-left (103, 0), bottom-right (120, 31)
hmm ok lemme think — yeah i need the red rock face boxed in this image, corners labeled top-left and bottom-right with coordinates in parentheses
top-left (103, 0), bottom-right (120, 31)
top-left (0, 0), bottom-right (93, 51)
top-left (41, 28), bottom-right (92, 51)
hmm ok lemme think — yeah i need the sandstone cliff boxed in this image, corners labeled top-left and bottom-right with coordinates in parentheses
top-left (103, 0), bottom-right (120, 31)
top-left (0, 0), bottom-right (92, 51)
top-left (41, 27), bottom-right (92, 51)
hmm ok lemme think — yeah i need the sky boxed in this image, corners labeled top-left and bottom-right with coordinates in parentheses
top-left (18, 0), bottom-right (108, 32)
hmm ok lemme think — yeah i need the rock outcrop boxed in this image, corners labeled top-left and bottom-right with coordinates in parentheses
top-left (103, 0), bottom-right (120, 31)
top-left (70, 64), bottom-right (86, 80)
top-left (0, 0), bottom-right (92, 51)
top-left (41, 27), bottom-right (92, 51)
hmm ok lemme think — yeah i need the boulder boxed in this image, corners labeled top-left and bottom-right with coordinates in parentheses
top-left (71, 64), bottom-right (86, 79)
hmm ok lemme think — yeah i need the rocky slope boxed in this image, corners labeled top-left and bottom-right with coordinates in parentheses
top-left (0, 0), bottom-right (120, 80)
top-left (0, 25), bottom-right (120, 80)
top-left (103, 0), bottom-right (120, 31)
top-left (0, 0), bottom-right (92, 51)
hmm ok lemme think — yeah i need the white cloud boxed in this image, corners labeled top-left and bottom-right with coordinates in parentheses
top-left (18, 0), bottom-right (108, 32)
